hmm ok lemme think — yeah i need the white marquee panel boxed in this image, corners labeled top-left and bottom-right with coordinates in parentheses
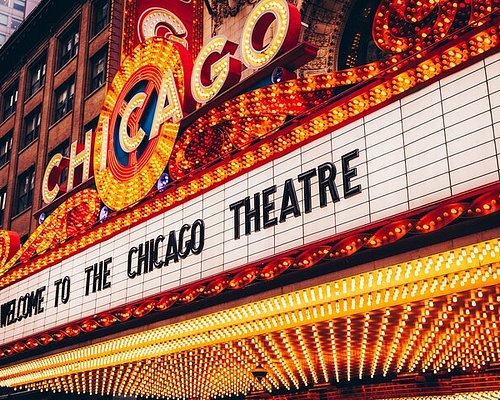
top-left (1, 53), bottom-right (499, 343)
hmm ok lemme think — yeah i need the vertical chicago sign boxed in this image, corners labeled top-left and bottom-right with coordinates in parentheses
top-left (94, 38), bottom-right (193, 210)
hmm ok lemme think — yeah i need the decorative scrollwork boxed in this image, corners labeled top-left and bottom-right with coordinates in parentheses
top-left (171, 0), bottom-right (499, 180)
top-left (0, 189), bottom-right (101, 275)
top-left (372, 0), bottom-right (496, 54)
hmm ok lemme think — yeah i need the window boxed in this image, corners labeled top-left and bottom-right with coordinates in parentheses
top-left (0, 187), bottom-right (6, 227)
top-left (54, 77), bottom-right (75, 122)
top-left (2, 83), bottom-right (18, 120)
top-left (15, 166), bottom-right (35, 215)
top-left (0, 131), bottom-right (12, 167)
top-left (13, 0), bottom-right (25, 12)
top-left (10, 17), bottom-right (21, 30)
top-left (89, 47), bottom-right (107, 92)
top-left (48, 139), bottom-right (70, 188)
top-left (0, 34), bottom-right (5, 46)
top-left (28, 54), bottom-right (46, 96)
top-left (23, 107), bottom-right (41, 148)
top-left (58, 21), bottom-right (79, 68)
top-left (92, 0), bottom-right (110, 36)
top-left (0, 14), bottom-right (7, 26)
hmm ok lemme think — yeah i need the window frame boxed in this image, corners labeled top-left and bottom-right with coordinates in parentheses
top-left (0, 130), bottom-right (13, 167)
top-left (10, 17), bottom-right (22, 30)
top-left (12, 0), bottom-right (26, 12)
top-left (0, 13), bottom-right (8, 26)
top-left (2, 82), bottom-right (18, 121)
top-left (91, 0), bottom-right (110, 37)
top-left (0, 186), bottom-right (6, 228)
top-left (22, 107), bottom-right (42, 149)
top-left (89, 46), bottom-right (108, 93)
top-left (83, 117), bottom-right (99, 143)
top-left (27, 53), bottom-right (47, 97)
top-left (15, 166), bottom-right (35, 216)
top-left (57, 20), bottom-right (80, 69)
top-left (54, 76), bottom-right (75, 123)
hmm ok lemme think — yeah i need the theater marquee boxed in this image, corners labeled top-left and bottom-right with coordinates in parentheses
top-left (0, 0), bottom-right (499, 357)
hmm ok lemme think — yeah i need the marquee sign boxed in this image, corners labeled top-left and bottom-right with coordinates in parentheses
top-left (0, 0), bottom-right (499, 355)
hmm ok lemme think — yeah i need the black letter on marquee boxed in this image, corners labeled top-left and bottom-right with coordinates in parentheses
top-left (145, 239), bottom-right (155, 273)
top-left (262, 186), bottom-right (277, 229)
top-left (244, 193), bottom-right (261, 235)
top-left (191, 219), bottom-right (205, 255)
top-left (54, 276), bottom-right (71, 307)
top-left (342, 149), bottom-right (361, 198)
top-left (318, 162), bottom-right (340, 207)
top-left (153, 235), bottom-right (165, 268)
top-left (279, 179), bottom-right (301, 223)
top-left (35, 287), bottom-right (46, 314)
top-left (298, 168), bottom-right (317, 213)
top-left (103, 257), bottom-right (112, 290)
top-left (84, 265), bottom-right (93, 295)
top-left (127, 247), bottom-right (138, 279)
top-left (164, 230), bottom-right (179, 265)
top-left (137, 242), bottom-right (149, 275)
top-left (0, 301), bottom-right (15, 328)
top-left (85, 261), bottom-right (110, 295)
top-left (229, 199), bottom-right (246, 240)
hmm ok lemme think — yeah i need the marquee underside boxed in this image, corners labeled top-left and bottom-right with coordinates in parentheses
top-left (0, 234), bottom-right (498, 399)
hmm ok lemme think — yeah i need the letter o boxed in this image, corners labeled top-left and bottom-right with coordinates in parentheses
top-left (240, 0), bottom-right (301, 69)
top-left (190, 219), bottom-right (205, 255)
top-left (16, 295), bottom-right (25, 321)
top-left (23, 294), bottom-right (30, 318)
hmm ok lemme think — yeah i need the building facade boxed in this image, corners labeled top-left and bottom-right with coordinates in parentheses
top-left (0, 0), bottom-right (118, 242)
top-left (0, 0), bottom-right (498, 399)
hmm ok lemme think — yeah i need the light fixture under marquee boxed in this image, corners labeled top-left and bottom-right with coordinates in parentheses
top-left (0, 239), bottom-right (499, 398)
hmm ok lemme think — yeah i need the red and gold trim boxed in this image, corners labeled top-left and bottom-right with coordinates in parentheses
top-left (0, 186), bottom-right (497, 360)
top-left (0, 9), bottom-right (499, 289)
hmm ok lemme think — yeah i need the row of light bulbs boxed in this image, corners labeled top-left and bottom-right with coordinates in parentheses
top-left (0, 238), bottom-right (497, 398)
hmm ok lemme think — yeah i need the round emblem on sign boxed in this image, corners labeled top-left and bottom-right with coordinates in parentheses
top-left (94, 37), bottom-right (192, 210)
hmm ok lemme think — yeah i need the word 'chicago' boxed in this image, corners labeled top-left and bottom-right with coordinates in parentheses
top-left (127, 219), bottom-right (205, 279)
top-left (229, 149), bottom-right (361, 239)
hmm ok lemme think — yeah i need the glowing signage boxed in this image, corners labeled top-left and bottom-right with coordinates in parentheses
top-left (42, 0), bottom-right (302, 210)
top-left (94, 39), bottom-right (193, 210)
